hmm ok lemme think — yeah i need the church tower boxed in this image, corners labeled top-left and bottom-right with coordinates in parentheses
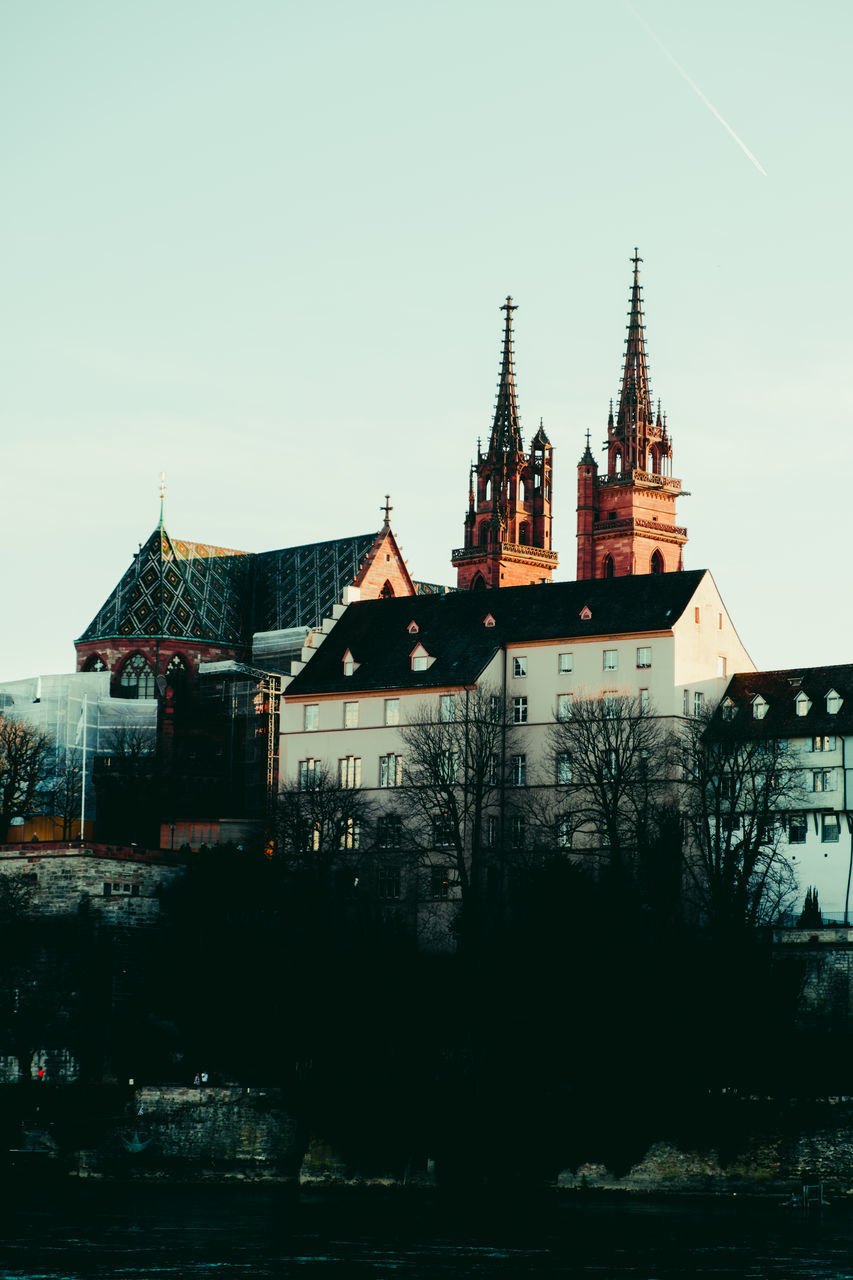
top-left (452, 298), bottom-right (557, 590)
top-left (576, 252), bottom-right (687, 580)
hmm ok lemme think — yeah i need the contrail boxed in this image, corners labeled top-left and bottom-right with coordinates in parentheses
top-left (627, 3), bottom-right (768, 177)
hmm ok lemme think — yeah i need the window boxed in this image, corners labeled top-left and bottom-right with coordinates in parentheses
top-left (693, 691), bottom-right (705, 718)
top-left (558, 652), bottom-right (573, 674)
top-left (813, 770), bottom-right (836, 793)
top-left (717, 656), bottom-right (727, 679)
top-left (304, 704), bottom-right (319, 732)
top-left (602, 692), bottom-right (618, 718)
top-left (795, 692), bottom-right (811, 717)
top-left (826, 690), bottom-right (843, 715)
top-left (787, 813), bottom-right (807, 845)
top-left (340, 818), bottom-right (360, 850)
top-left (339, 756), bottom-right (362, 788)
top-left (752, 696), bottom-right (767, 720)
top-left (379, 754), bottom-right (403, 787)
top-left (639, 688), bottom-right (649, 714)
top-left (344, 701), bottom-right (359, 729)
top-left (384, 698), bottom-right (400, 726)
top-left (439, 750), bottom-right (459, 783)
top-left (377, 815), bottom-right (403, 849)
top-left (486, 815), bottom-right (498, 847)
top-left (603, 649), bottom-right (618, 671)
top-left (636, 647), bottom-right (651, 669)
top-left (556, 816), bottom-right (573, 848)
top-left (487, 754), bottom-right (499, 785)
top-left (513, 696), bottom-right (528, 724)
top-left (513, 656), bottom-right (527, 678)
top-left (556, 693), bottom-right (573, 721)
top-left (556, 752), bottom-right (572, 785)
top-left (440, 694), bottom-right (455, 722)
top-left (103, 882), bottom-right (139, 898)
top-left (489, 694), bottom-right (502, 722)
top-left (511, 815), bottom-right (526, 849)
top-left (812, 736), bottom-right (836, 752)
top-left (119, 653), bottom-right (155, 700)
top-left (298, 758), bottom-right (318, 790)
top-left (822, 814), bottom-right (841, 844)
top-left (721, 698), bottom-right (736, 721)
top-left (694, 607), bottom-right (700, 624)
top-left (431, 866), bottom-right (450, 899)
top-left (604, 748), bottom-right (618, 780)
top-left (377, 867), bottom-right (402, 900)
top-left (510, 754), bottom-right (526, 787)
top-left (412, 655), bottom-right (428, 672)
top-left (342, 649), bottom-right (356, 677)
top-left (683, 689), bottom-right (690, 717)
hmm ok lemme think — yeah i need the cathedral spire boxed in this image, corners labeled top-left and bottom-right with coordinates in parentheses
top-left (490, 297), bottom-right (523, 457)
top-left (615, 250), bottom-right (654, 467)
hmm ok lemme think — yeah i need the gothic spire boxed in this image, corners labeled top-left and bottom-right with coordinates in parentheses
top-left (615, 250), bottom-right (654, 457)
top-left (489, 297), bottom-right (524, 457)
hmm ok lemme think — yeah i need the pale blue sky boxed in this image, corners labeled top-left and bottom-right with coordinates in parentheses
top-left (2, 0), bottom-right (851, 680)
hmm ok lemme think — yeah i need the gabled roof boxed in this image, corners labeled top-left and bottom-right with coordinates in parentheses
top-left (286, 569), bottom-right (709, 698)
top-left (78, 526), bottom-right (251, 646)
top-left (716, 665), bottom-right (853, 740)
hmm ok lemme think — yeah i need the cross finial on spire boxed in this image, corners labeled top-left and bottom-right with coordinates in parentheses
top-left (158, 471), bottom-right (166, 528)
top-left (381, 494), bottom-right (393, 527)
top-left (631, 247), bottom-right (643, 272)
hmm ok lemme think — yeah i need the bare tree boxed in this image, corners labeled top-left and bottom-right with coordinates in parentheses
top-left (44, 751), bottom-right (84, 840)
top-left (548, 692), bottom-right (673, 882)
top-left (398, 685), bottom-right (519, 929)
top-left (679, 709), bottom-right (801, 935)
top-left (0, 715), bottom-right (54, 841)
top-left (276, 763), bottom-right (375, 886)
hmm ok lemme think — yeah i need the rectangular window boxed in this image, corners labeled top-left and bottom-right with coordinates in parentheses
top-left (694, 606), bottom-right (700, 624)
top-left (430, 866), bottom-right (449, 899)
top-left (636, 646), bottom-right (651, 669)
top-left (385, 698), bottom-right (400, 726)
top-left (440, 694), bottom-right (455, 722)
top-left (812, 735), bottom-right (837, 752)
top-left (412, 655), bottom-right (428, 672)
top-left (513, 656), bottom-right (527, 678)
top-left (822, 814), bottom-right (841, 844)
top-left (511, 815), bottom-right (525, 849)
top-left (556, 752), bottom-right (572, 785)
top-left (298, 758), bottom-right (318, 790)
top-left (433, 815), bottom-right (453, 847)
top-left (602, 692), bottom-right (618, 718)
top-left (510, 754), bottom-right (526, 787)
top-left (693, 691), bottom-right (704, 717)
top-left (338, 756), bottom-right (362, 788)
top-left (486, 814), bottom-right (498, 847)
top-left (344, 701), bottom-right (359, 729)
top-left (489, 694), bottom-right (502, 722)
top-left (556, 815), bottom-right (573, 848)
top-left (683, 689), bottom-right (690, 716)
top-left (558, 652), bottom-right (573, 674)
top-left (787, 813), bottom-right (807, 845)
top-left (604, 748), bottom-right (617, 780)
top-left (717, 656), bottom-right (727, 679)
top-left (603, 649), bottom-right (618, 671)
top-left (639, 688), bottom-right (649, 714)
top-left (304, 704), bottom-right (319, 732)
top-left (340, 818), bottom-right (360, 850)
top-left (487, 753), bottom-right (499, 785)
top-left (513, 696), bottom-right (528, 724)
top-left (439, 750), bottom-right (459, 783)
top-left (813, 770), bottom-right (836, 793)
top-left (556, 693), bottom-right (573, 721)
top-left (377, 867), bottom-right (402, 901)
top-left (377, 815), bottom-right (402, 849)
top-left (379, 753), bottom-right (403, 787)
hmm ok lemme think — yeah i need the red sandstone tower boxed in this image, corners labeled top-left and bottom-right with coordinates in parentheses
top-left (576, 251), bottom-right (687, 580)
top-left (452, 298), bottom-right (557, 590)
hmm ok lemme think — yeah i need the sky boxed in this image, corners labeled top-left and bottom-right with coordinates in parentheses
top-left (2, 0), bottom-right (851, 682)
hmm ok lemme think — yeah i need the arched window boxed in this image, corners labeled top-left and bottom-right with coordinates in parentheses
top-left (471, 574), bottom-right (486, 590)
top-left (166, 654), bottom-right (188, 689)
top-left (518, 521), bottom-right (529, 545)
top-left (379, 580), bottom-right (395, 598)
top-left (650, 549), bottom-right (664, 574)
top-left (613, 451), bottom-right (622, 475)
top-left (119, 653), bottom-right (155, 700)
top-left (83, 654), bottom-right (107, 673)
top-left (602, 555), bottom-right (615, 579)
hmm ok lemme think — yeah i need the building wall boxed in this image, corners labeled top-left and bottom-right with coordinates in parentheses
top-left (0, 844), bottom-right (184, 925)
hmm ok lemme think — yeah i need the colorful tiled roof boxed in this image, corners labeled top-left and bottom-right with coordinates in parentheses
top-left (252, 533), bottom-right (378, 633)
top-left (286, 569), bottom-right (709, 698)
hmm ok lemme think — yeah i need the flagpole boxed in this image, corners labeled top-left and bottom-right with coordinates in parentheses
top-left (80, 694), bottom-right (87, 840)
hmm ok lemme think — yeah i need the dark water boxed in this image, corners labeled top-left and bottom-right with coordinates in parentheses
top-left (2, 1183), bottom-right (853, 1279)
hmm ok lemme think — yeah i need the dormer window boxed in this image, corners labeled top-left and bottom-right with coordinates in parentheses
top-left (721, 698), bottom-right (736, 721)
top-left (752, 695), bottom-right (768, 721)
top-left (407, 621), bottom-right (419, 635)
top-left (483, 614), bottom-right (496, 628)
top-left (826, 689), bottom-right (843, 715)
top-left (795, 691), bottom-right (811, 717)
top-left (580, 605), bottom-right (592, 621)
top-left (410, 642), bottom-right (431, 672)
top-left (342, 649), bottom-right (358, 677)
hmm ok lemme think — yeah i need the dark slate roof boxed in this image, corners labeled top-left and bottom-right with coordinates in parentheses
top-left (716, 665), bottom-right (853, 740)
top-left (286, 569), bottom-right (709, 698)
top-left (78, 527), bottom-right (382, 647)
top-left (78, 527), bottom-right (251, 646)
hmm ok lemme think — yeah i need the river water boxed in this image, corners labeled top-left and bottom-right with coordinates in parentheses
top-left (2, 1184), bottom-right (853, 1279)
